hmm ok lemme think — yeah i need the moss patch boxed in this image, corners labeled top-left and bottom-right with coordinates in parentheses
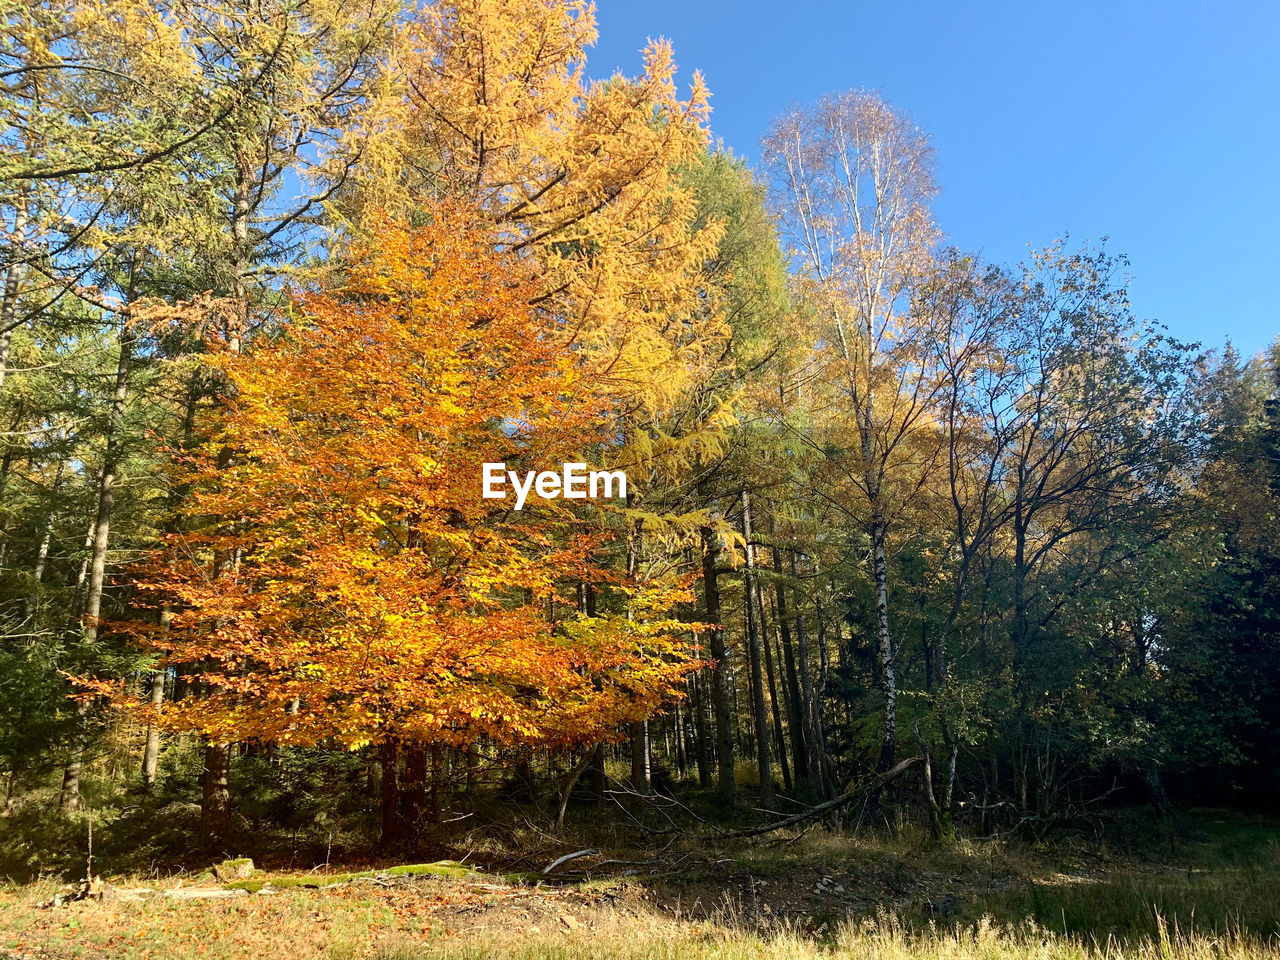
top-left (223, 860), bottom-right (497, 892)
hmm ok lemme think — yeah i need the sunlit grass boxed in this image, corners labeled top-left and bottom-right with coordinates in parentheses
top-left (4, 810), bottom-right (1277, 960)
top-left (377, 915), bottom-right (1280, 960)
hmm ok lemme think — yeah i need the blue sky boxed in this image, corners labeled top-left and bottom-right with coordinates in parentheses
top-left (589, 0), bottom-right (1279, 358)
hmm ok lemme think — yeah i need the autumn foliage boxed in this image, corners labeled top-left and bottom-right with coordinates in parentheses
top-left (124, 205), bottom-right (696, 755)
top-left (352, 0), bottom-right (726, 422)
top-left (9, 0), bottom-right (1276, 863)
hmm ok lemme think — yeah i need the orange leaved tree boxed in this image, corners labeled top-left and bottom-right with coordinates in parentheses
top-left (121, 204), bottom-right (696, 841)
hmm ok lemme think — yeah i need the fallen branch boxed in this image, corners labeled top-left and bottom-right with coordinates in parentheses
top-left (602, 775), bottom-right (722, 835)
top-left (724, 757), bottom-right (921, 839)
top-left (542, 849), bottom-right (598, 875)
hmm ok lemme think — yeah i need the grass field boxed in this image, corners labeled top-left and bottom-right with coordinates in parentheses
top-left (2, 810), bottom-right (1277, 959)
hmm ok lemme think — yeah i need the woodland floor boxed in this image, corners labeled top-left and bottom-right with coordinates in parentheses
top-left (1, 809), bottom-right (1278, 960)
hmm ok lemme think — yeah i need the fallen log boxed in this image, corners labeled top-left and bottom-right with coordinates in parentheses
top-left (542, 849), bottom-right (598, 875)
top-left (724, 756), bottom-right (921, 839)
top-left (166, 888), bottom-right (249, 900)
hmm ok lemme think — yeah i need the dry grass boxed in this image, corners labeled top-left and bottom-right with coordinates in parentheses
top-left (2, 811), bottom-right (1277, 960)
top-left (3, 870), bottom-right (1277, 960)
top-left (4, 881), bottom-right (1277, 960)
top-left (382, 919), bottom-right (1280, 960)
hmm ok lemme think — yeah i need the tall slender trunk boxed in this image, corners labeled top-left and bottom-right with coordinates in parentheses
top-left (759, 581), bottom-right (792, 793)
top-left (629, 721), bottom-right (650, 793)
top-left (28, 525), bottom-right (51, 618)
top-left (25, 458), bottom-right (63, 621)
top-left (67, 516), bottom-right (94, 624)
top-left (61, 309), bottom-right (135, 813)
top-left (673, 697), bottom-right (687, 778)
top-left (835, 299), bottom-right (897, 775)
top-left (814, 589), bottom-right (838, 797)
top-left (1130, 620), bottom-right (1174, 818)
top-left (141, 378), bottom-right (199, 790)
top-left (740, 491), bottom-right (772, 807)
top-left (465, 742), bottom-right (479, 798)
top-left (430, 745), bottom-right (443, 819)
top-left (870, 509), bottom-right (896, 771)
top-left (0, 192), bottom-right (30, 401)
top-left (58, 700), bottom-right (88, 813)
top-left (931, 601), bottom-right (961, 831)
top-left (732, 656), bottom-right (745, 755)
top-left (700, 526), bottom-right (735, 803)
top-left (1012, 499), bottom-right (1031, 668)
top-left (200, 168), bottom-right (255, 848)
top-left (791, 553), bottom-right (825, 793)
top-left (771, 542), bottom-right (808, 785)
top-left (0, 405), bottom-right (25, 567)
top-left (626, 516), bottom-right (651, 793)
top-left (690, 669), bottom-right (712, 787)
top-left (81, 316), bottom-right (134, 641)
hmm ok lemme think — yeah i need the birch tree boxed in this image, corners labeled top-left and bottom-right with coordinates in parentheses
top-left (763, 91), bottom-right (944, 770)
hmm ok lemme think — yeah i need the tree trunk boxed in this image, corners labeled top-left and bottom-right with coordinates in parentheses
top-left (1145, 765), bottom-right (1174, 818)
top-left (25, 443), bottom-right (64, 622)
top-left (673, 698), bottom-right (687, 779)
top-left (1129, 620), bottom-right (1175, 820)
top-left (58, 700), bottom-right (89, 813)
top-left (772, 544), bottom-right (808, 786)
top-left (195, 170), bottom-right (253, 845)
top-left (629, 720), bottom-right (651, 794)
top-left (700, 525), bottom-right (736, 803)
top-left (0, 192), bottom-right (30, 401)
top-left (740, 490), bottom-right (773, 807)
top-left (380, 738), bottom-right (401, 847)
top-left (25, 505), bottom-right (54, 620)
top-left (402, 743), bottom-right (428, 828)
top-left (82, 316), bottom-right (134, 641)
top-left (67, 517), bottom-right (95, 624)
top-left (201, 742), bottom-right (232, 849)
top-left (0, 406), bottom-right (25, 568)
top-left (814, 590), bottom-right (838, 798)
top-left (465, 742), bottom-right (479, 797)
top-left (625, 517), bottom-right (651, 794)
top-left (870, 510), bottom-right (896, 771)
top-left (588, 742), bottom-right (606, 802)
top-left (791, 553), bottom-right (825, 794)
top-left (430, 745), bottom-right (444, 820)
top-left (914, 723), bottom-right (949, 842)
top-left (62, 314), bottom-right (135, 810)
top-left (141, 664), bottom-right (165, 791)
top-left (555, 747), bottom-right (597, 830)
top-left (690, 669), bottom-right (712, 788)
top-left (759, 582), bottom-right (792, 793)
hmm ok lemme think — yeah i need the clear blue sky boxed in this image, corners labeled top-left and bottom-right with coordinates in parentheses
top-left (589, 0), bottom-right (1279, 358)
